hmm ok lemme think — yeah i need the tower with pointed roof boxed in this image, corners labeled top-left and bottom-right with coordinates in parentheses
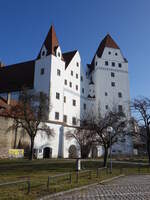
top-left (87, 34), bottom-right (132, 154)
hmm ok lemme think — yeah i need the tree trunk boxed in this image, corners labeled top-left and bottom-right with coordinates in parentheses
top-left (81, 145), bottom-right (91, 159)
top-left (146, 127), bottom-right (150, 165)
top-left (147, 139), bottom-right (150, 165)
top-left (13, 126), bottom-right (18, 149)
top-left (29, 136), bottom-right (34, 160)
top-left (103, 147), bottom-right (108, 167)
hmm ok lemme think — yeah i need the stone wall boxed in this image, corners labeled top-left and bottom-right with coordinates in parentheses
top-left (0, 116), bottom-right (30, 158)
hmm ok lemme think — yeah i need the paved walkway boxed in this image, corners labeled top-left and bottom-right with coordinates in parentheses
top-left (49, 175), bottom-right (150, 200)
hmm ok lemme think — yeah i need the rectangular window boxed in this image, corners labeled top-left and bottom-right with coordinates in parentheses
top-left (118, 63), bottom-right (122, 68)
top-left (76, 74), bottom-right (78, 79)
top-left (63, 115), bottom-right (67, 123)
top-left (76, 62), bottom-right (79, 67)
top-left (57, 69), bottom-right (61, 76)
top-left (105, 105), bottom-right (108, 110)
top-left (64, 79), bottom-right (67, 85)
top-left (105, 92), bottom-right (108, 96)
top-left (112, 62), bottom-right (115, 67)
top-left (56, 92), bottom-right (60, 99)
top-left (72, 117), bottom-right (77, 125)
top-left (55, 112), bottom-right (59, 120)
top-left (111, 72), bottom-right (115, 77)
top-left (82, 88), bottom-right (84, 94)
top-left (76, 85), bottom-right (78, 91)
top-left (64, 96), bottom-right (66, 103)
top-left (71, 70), bottom-right (73, 76)
top-left (81, 76), bottom-right (83, 81)
top-left (69, 82), bottom-right (72, 88)
top-left (105, 61), bottom-right (108, 66)
top-left (111, 82), bottom-right (115, 87)
top-left (83, 103), bottom-right (86, 110)
top-left (118, 92), bottom-right (122, 98)
top-left (40, 68), bottom-right (44, 75)
top-left (73, 99), bottom-right (76, 106)
top-left (118, 105), bottom-right (123, 112)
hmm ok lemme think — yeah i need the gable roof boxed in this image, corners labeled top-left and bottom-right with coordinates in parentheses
top-left (63, 50), bottom-right (77, 69)
top-left (88, 34), bottom-right (120, 73)
top-left (37, 25), bottom-right (63, 60)
top-left (0, 60), bottom-right (35, 94)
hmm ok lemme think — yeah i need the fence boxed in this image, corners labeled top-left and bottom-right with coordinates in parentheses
top-left (96, 167), bottom-right (108, 178)
top-left (0, 178), bottom-right (31, 194)
top-left (76, 170), bottom-right (92, 183)
top-left (1, 164), bottom-right (150, 195)
top-left (47, 172), bottom-right (72, 190)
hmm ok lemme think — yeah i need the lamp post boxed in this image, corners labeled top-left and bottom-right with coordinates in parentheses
top-left (107, 127), bottom-right (113, 174)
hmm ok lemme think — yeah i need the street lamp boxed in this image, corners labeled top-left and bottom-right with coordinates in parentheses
top-left (107, 127), bottom-right (113, 174)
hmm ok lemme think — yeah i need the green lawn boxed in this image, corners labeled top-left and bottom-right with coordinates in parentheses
top-left (0, 158), bottom-right (149, 200)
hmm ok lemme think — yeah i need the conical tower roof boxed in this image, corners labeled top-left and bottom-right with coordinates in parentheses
top-left (96, 34), bottom-right (120, 58)
top-left (37, 25), bottom-right (62, 59)
top-left (88, 34), bottom-right (120, 73)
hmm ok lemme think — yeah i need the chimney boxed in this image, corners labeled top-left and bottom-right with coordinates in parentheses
top-left (7, 93), bottom-right (11, 105)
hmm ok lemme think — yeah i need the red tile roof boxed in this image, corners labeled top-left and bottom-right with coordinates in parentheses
top-left (63, 50), bottom-right (77, 69)
top-left (37, 25), bottom-right (64, 60)
top-left (88, 34), bottom-right (120, 73)
top-left (0, 60), bottom-right (35, 94)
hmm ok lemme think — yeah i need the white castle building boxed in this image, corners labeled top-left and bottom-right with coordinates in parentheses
top-left (0, 25), bottom-right (133, 158)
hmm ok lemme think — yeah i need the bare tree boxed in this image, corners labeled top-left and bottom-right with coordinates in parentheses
top-left (87, 109), bottom-right (128, 166)
top-left (66, 127), bottom-right (95, 158)
top-left (7, 89), bottom-right (54, 160)
top-left (66, 108), bottom-right (128, 166)
top-left (131, 97), bottom-right (150, 163)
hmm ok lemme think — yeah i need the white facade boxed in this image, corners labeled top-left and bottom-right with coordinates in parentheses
top-left (2, 26), bottom-right (133, 158)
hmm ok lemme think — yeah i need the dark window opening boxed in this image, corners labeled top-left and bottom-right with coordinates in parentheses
top-left (55, 112), bottom-right (59, 120)
top-left (56, 92), bottom-right (60, 99)
top-left (40, 68), bottom-right (45, 75)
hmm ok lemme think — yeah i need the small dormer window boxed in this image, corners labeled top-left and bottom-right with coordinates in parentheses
top-left (41, 45), bottom-right (47, 58)
top-left (115, 53), bottom-right (118, 56)
top-left (42, 51), bottom-right (45, 56)
top-left (108, 51), bottom-right (111, 55)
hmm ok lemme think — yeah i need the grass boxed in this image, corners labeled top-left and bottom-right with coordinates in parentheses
top-left (0, 158), bottom-right (149, 200)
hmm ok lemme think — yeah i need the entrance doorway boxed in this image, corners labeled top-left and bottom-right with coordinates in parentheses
top-left (43, 147), bottom-right (52, 159)
top-left (68, 145), bottom-right (77, 158)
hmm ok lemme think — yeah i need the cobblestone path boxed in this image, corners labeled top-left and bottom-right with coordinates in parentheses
top-left (49, 175), bottom-right (150, 200)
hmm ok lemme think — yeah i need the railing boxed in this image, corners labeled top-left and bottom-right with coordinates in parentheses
top-left (96, 167), bottom-right (108, 178)
top-left (47, 172), bottom-right (72, 190)
top-left (1, 164), bottom-right (150, 195)
top-left (76, 170), bottom-right (92, 183)
top-left (0, 178), bottom-right (31, 194)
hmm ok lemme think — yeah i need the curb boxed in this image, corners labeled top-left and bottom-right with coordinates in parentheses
top-left (39, 174), bottom-right (125, 200)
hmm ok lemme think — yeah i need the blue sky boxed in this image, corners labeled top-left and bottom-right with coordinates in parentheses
top-left (0, 0), bottom-right (149, 99)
